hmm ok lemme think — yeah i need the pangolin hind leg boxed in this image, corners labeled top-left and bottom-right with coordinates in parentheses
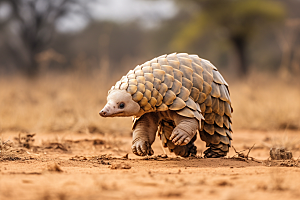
top-left (172, 136), bottom-right (197, 157)
top-left (203, 143), bottom-right (229, 158)
top-left (132, 113), bottom-right (159, 156)
top-left (170, 114), bottom-right (199, 146)
top-left (159, 119), bottom-right (197, 157)
top-left (199, 130), bottom-right (230, 158)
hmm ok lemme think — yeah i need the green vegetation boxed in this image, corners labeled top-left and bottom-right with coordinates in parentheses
top-left (171, 0), bottom-right (285, 75)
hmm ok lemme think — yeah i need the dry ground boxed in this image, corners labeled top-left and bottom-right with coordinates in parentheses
top-left (1, 129), bottom-right (300, 200)
top-left (1, 72), bottom-right (300, 200)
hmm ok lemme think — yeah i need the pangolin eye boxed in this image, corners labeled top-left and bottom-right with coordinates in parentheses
top-left (119, 102), bottom-right (125, 109)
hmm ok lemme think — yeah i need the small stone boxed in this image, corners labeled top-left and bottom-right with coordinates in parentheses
top-left (110, 163), bottom-right (131, 170)
top-left (122, 153), bottom-right (129, 159)
top-left (161, 154), bottom-right (168, 158)
top-left (270, 148), bottom-right (293, 160)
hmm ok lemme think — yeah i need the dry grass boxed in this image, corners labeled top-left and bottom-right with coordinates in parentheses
top-left (269, 135), bottom-right (300, 151)
top-left (0, 71), bottom-right (132, 135)
top-left (230, 73), bottom-right (300, 131)
top-left (0, 71), bottom-right (299, 134)
top-left (0, 136), bottom-right (12, 154)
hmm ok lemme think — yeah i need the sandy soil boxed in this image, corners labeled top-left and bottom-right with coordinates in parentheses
top-left (1, 130), bottom-right (300, 200)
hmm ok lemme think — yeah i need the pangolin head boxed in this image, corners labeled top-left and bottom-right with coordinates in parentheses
top-left (99, 65), bottom-right (156, 118)
top-left (99, 89), bottom-right (141, 117)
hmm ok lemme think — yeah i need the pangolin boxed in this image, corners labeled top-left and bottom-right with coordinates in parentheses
top-left (99, 53), bottom-right (233, 158)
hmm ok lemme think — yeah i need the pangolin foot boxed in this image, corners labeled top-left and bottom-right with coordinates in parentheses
top-left (170, 128), bottom-right (192, 146)
top-left (204, 143), bottom-right (229, 158)
top-left (170, 142), bottom-right (197, 157)
top-left (132, 140), bottom-right (154, 156)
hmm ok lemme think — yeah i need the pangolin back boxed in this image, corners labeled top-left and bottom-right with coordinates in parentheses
top-left (109, 53), bottom-right (233, 147)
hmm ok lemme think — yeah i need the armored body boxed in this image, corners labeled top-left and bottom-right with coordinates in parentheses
top-left (100, 53), bottom-right (233, 158)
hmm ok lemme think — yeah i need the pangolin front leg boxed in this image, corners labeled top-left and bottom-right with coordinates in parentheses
top-left (132, 113), bottom-right (159, 156)
top-left (170, 114), bottom-right (199, 146)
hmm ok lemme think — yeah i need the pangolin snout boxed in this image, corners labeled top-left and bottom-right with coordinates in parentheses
top-left (99, 108), bottom-right (110, 117)
top-left (99, 110), bottom-right (106, 117)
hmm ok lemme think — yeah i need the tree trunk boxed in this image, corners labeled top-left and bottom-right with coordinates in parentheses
top-left (231, 36), bottom-right (248, 76)
top-left (23, 48), bottom-right (39, 77)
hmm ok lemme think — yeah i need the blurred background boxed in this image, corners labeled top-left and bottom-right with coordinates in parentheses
top-left (0, 0), bottom-right (300, 135)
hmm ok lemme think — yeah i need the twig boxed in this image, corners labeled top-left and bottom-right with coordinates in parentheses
top-left (230, 144), bottom-right (258, 163)
top-left (232, 145), bottom-right (237, 154)
top-left (2, 139), bottom-right (10, 147)
top-left (246, 144), bottom-right (255, 158)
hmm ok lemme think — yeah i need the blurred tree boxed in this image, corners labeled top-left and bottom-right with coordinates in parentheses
top-left (276, 19), bottom-right (300, 77)
top-left (172, 0), bottom-right (285, 75)
top-left (0, 0), bottom-right (90, 76)
top-left (51, 21), bottom-right (147, 75)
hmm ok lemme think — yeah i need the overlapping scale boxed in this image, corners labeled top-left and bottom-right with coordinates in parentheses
top-left (212, 70), bottom-right (224, 85)
top-left (185, 98), bottom-right (197, 110)
top-left (161, 65), bottom-right (174, 76)
top-left (127, 74), bottom-right (136, 79)
top-left (143, 89), bottom-right (151, 100)
top-left (177, 53), bottom-right (190, 58)
top-left (134, 65), bottom-right (142, 71)
top-left (129, 79), bottom-right (137, 86)
top-left (173, 69), bottom-right (183, 82)
top-left (197, 92), bottom-right (206, 104)
top-left (158, 58), bottom-right (168, 65)
top-left (158, 83), bottom-right (168, 96)
top-left (211, 82), bottom-right (221, 98)
top-left (215, 115), bottom-right (224, 128)
top-left (167, 60), bottom-right (180, 69)
top-left (151, 88), bottom-right (159, 99)
top-left (144, 73), bottom-right (154, 83)
top-left (169, 97), bottom-right (186, 110)
top-left (205, 113), bottom-right (215, 124)
top-left (166, 53), bottom-right (179, 61)
top-left (202, 81), bottom-right (212, 95)
top-left (153, 69), bottom-right (165, 81)
top-left (136, 76), bottom-right (145, 84)
top-left (211, 97), bottom-right (219, 113)
top-left (179, 65), bottom-right (193, 80)
top-left (139, 97), bottom-right (148, 107)
top-left (145, 81), bottom-right (153, 91)
top-left (157, 103), bottom-right (168, 111)
top-left (132, 91), bottom-right (143, 102)
top-left (192, 73), bottom-right (203, 92)
top-left (189, 55), bottom-right (202, 67)
top-left (127, 85), bottom-right (137, 94)
top-left (204, 95), bottom-right (212, 107)
top-left (153, 78), bottom-right (161, 91)
top-left (190, 87), bottom-right (200, 102)
top-left (177, 107), bottom-right (195, 118)
top-left (149, 58), bottom-right (157, 64)
top-left (149, 97), bottom-right (157, 107)
top-left (177, 86), bottom-right (190, 101)
top-left (115, 81), bottom-right (121, 89)
top-left (135, 70), bottom-right (143, 76)
top-left (163, 74), bottom-right (174, 88)
top-left (120, 82), bottom-right (128, 90)
top-left (142, 66), bottom-right (152, 73)
top-left (200, 59), bottom-right (214, 75)
top-left (171, 79), bottom-right (182, 95)
top-left (182, 77), bottom-right (193, 92)
top-left (177, 57), bottom-right (192, 68)
top-left (151, 63), bottom-right (161, 70)
top-left (163, 90), bottom-right (176, 105)
top-left (137, 83), bottom-right (145, 93)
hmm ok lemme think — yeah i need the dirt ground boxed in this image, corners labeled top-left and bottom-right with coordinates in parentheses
top-left (1, 129), bottom-right (300, 200)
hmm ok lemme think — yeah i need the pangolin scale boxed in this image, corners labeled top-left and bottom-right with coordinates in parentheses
top-left (103, 53), bottom-right (233, 158)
